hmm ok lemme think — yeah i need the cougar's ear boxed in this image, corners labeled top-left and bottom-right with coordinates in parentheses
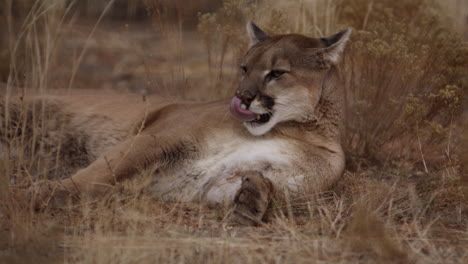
top-left (320, 28), bottom-right (352, 64)
top-left (246, 21), bottom-right (270, 48)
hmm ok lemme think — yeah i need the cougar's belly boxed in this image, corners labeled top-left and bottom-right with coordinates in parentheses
top-left (146, 138), bottom-right (302, 203)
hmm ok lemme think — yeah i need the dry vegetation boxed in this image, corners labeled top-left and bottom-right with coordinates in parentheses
top-left (0, 0), bottom-right (467, 263)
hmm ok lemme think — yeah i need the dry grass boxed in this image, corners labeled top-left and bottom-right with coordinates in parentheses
top-left (0, 0), bottom-right (467, 263)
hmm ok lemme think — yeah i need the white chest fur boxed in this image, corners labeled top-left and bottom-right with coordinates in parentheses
top-left (197, 138), bottom-right (293, 175)
top-left (148, 135), bottom-right (300, 203)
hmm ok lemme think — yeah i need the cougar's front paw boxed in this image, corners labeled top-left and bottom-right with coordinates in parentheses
top-left (229, 171), bottom-right (274, 226)
top-left (28, 180), bottom-right (77, 209)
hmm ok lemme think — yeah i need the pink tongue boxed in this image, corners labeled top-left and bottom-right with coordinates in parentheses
top-left (230, 97), bottom-right (256, 121)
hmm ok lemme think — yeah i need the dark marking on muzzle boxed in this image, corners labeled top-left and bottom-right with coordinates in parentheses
top-left (261, 95), bottom-right (275, 110)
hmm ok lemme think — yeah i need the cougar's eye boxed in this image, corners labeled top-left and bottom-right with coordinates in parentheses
top-left (268, 69), bottom-right (286, 79)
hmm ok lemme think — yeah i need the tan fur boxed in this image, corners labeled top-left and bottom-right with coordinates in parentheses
top-left (2, 24), bottom-right (350, 225)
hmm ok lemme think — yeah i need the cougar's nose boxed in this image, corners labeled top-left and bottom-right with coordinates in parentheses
top-left (235, 90), bottom-right (256, 107)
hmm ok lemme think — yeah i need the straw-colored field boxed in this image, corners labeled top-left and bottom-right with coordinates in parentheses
top-left (1, 0), bottom-right (467, 263)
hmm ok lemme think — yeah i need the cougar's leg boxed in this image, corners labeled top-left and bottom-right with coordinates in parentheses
top-left (201, 171), bottom-right (274, 226)
top-left (30, 134), bottom-right (194, 207)
top-left (228, 171), bottom-right (274, 226)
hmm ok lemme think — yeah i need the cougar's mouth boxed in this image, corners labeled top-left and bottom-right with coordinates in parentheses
top-left (230, 97), bottom-right (271, 124)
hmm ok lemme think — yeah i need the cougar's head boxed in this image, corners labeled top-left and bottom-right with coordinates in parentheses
top-left (230, 21), bottom-right (351, 136)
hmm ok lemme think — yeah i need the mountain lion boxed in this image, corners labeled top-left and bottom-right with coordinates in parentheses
top-left (2, 22), bottom-right (351, 225)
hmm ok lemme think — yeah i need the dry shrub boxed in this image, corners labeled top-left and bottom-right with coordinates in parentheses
top-left (338, 0), bottom-right (468, 164)
top-left (333, 0), bottom-right (468, 236)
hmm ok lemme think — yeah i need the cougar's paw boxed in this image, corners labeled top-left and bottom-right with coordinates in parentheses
top-left (229, 171), bottom-right (274, 226)
top-left (28, 180), bottom-right (77, 209)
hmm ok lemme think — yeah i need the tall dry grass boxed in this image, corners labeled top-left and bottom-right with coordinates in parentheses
top-left (338, 0), bottom-right (467, 164)
top-left (0, 0), bottom-right (467, 263)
